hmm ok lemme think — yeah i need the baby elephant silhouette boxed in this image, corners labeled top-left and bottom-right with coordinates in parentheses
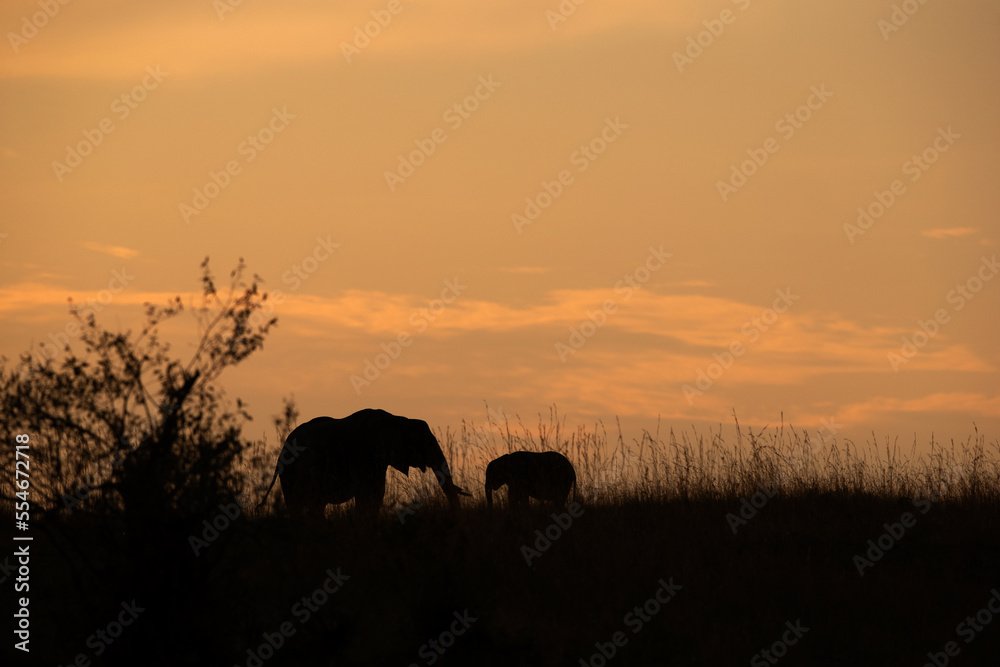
top-left (485, 451), bottom-right (576, 510)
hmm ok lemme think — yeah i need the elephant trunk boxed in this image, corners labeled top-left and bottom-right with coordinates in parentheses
top-left (485, 486), bottom-right (493, 510)
top-left (431, 457), bottom-right (468, 511)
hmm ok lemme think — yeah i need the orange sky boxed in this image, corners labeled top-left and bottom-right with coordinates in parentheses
top-left (1, 0), bottom-right (997, 449)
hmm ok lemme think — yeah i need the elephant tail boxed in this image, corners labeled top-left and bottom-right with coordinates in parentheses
top-left (255, 464), bottom-right (280, 511)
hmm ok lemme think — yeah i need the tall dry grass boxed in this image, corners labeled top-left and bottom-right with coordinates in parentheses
top-left (242, 405), bottom-right (998, 515)
top-left (406, 407), bottom-right (1000, 510)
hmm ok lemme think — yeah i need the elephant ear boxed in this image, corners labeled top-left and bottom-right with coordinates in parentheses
top-left (384, 416), bottom-right (414, 475)
top-left (417, 421), bottom-right (443, 472)
top-left (401, 419), bottom-right (443, 474)
top-left (380, 416), bottom-right (434, 475)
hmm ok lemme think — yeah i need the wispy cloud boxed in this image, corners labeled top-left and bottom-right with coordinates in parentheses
top-left (2, 282), bottom-right (996, 431)
top-left (921, 227), bottom-right (978, 240)
top-left (81, 242), bottom-right (139, 259)
top-left (832, 393), bottom-right (1000, 423)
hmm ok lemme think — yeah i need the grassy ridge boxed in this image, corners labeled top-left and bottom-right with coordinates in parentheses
top-left (4, 416), bottom-right (1000, 666)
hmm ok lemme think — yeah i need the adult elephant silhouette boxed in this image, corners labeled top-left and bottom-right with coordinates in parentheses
top-left (259, 409), bottom-right (470, 517)
top-left (485, 451), bottom-right (576, 511)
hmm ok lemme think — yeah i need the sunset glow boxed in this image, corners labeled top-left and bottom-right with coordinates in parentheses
top-left (2, 0), bottom-right (997, 447)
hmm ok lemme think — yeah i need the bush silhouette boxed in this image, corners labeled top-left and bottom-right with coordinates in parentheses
top-left (0, 258), bottom-right (277, 663)
top-left (1, 258), bottom-right (274, 518)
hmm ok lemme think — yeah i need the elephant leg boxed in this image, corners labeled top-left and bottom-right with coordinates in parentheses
top-left (355, 477), bottom-right (386, 521)
top-left (281, 479), bottom-right (323, 518)
top-left (508, 486), bottom-right (528, 512)
top-left (291, 497), bottom-right (326, 519)
top-left (554, 491), bottom-right (569, 510)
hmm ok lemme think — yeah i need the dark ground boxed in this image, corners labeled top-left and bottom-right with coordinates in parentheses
top-left (3, 493), bottom-right (1000, 666)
